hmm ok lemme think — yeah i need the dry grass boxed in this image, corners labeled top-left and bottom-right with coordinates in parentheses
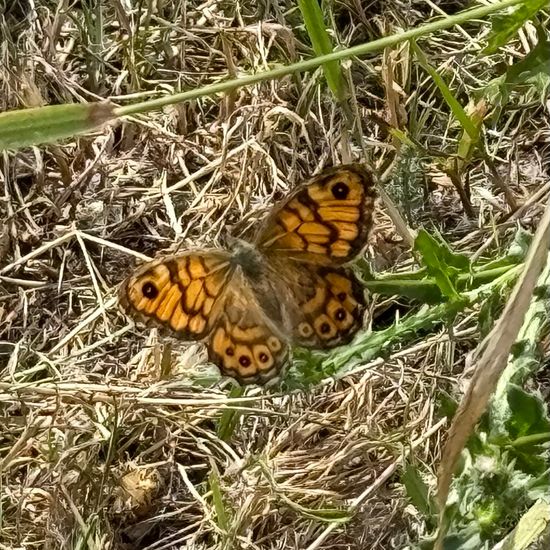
top-left (1, 1), bottom-right (549, 549)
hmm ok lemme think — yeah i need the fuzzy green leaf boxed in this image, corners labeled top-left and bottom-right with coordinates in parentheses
top-left (506, 385), bottom-right (550, 439)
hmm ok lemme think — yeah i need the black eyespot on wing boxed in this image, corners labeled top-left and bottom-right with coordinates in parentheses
top-left (331, 182), bottom-right (349, 200)
top-left (142, 282), bottom-right (158, 299)
top-left (335, 308), bottom-right (346, 321)
top-left (239, 355), bottom-right (251, 367)
top-left (320, 322), bottom-right (331, 334)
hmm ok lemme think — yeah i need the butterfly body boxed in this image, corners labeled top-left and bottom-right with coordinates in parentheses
top-left (227, 238), bottom-right (267, 281)
top-left (120, 164), bottom-right (376, 384)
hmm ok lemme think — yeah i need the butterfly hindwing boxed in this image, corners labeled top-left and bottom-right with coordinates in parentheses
top-left (120, 251), bottom-right (232, 339)
top-left (269, 258), bottom-right (366, 348)
top-left (257, 164), bottom-right (375, 265)
top-left (207, 283), bottom-right (289, 384)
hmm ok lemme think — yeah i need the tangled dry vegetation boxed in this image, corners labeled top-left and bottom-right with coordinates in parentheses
top-left (1, 1), bottom-right (549, 549)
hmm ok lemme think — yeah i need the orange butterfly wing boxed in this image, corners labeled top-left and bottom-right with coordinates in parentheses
top-left (119, 251), bottom-right (232, 339)
top-left (256, 164), bottom-right (374, 350)
top-left (257, 164), bottom-right (375, 264)
top-left (120, 250), bottom-right (289, 384)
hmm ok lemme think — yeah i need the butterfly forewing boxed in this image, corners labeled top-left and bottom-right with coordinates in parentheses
top-left (120, 251), bottom-right (232, 340)
top-left (257, 164), bottom-right (376, 265)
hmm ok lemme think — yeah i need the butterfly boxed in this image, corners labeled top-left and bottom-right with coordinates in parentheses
top-left (119, 164), bottom-right (376, 385)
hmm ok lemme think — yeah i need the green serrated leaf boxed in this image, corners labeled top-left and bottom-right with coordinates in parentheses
top-left (402, 463), bottom-right (436, 519)
top-left (413, 230), bottom-right (471, 299)
top-left (480, 25), bottom-right (550, 109)
top-left (505, 29), bottom-right (550, 86)
top-left (484, 0), bottom-right (548, 54)
top-left (419, 230), bottom-right (470, 270)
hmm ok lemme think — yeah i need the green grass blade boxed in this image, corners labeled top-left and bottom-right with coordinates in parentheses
top-left (411, 40), bottom-right (478, 140)
top-left (209, 461), bottom-right (230, 532)
top-left (216, 385), bottom-right (245, 441)
top-left (298, 0), bottom-right (346, 101)
top-left (0, 102), bottom-right (115, 151)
